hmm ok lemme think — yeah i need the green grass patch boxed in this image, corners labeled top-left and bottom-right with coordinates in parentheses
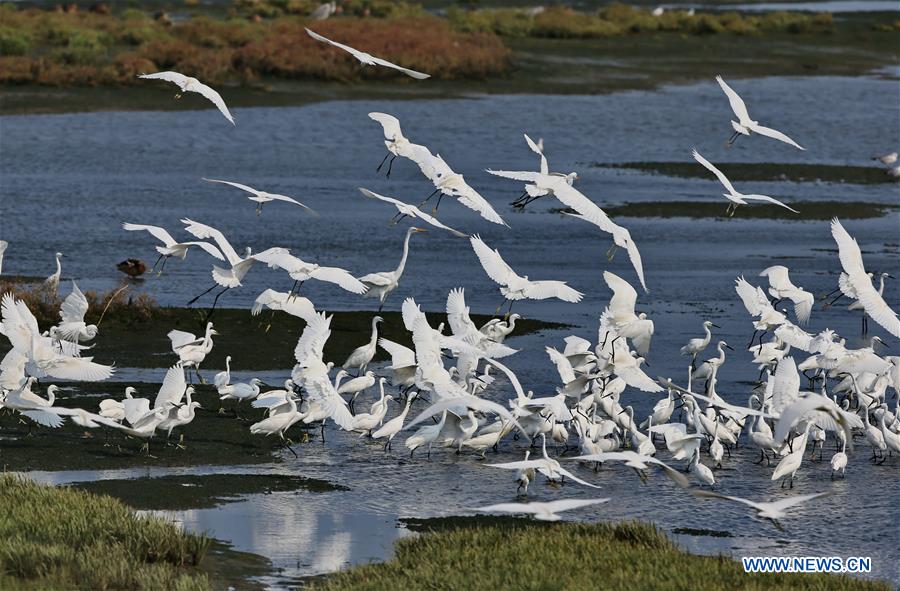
top-left (311, 518), bottom-right (890, 590)
top-left (73, 473), bottom-right (347, 510)
top-left (606, 162), bottom-right (899, 185)
top-left (0, 473), bottom-right (211, 590)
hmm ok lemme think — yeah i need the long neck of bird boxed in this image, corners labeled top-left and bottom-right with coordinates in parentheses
top-left (369, 320), bottom-right (380, 345)
top-left (703, 324), bottom-right (712, 343)
top-left (395, 231), bottom-right (414, 276)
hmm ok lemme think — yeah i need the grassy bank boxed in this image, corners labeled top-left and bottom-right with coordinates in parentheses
top-left (0, 2), bottom-right (894, 92)
top-left (0, 473), bottom-right (211, 590)
top-left (311, 517), bottom-right (890, 590)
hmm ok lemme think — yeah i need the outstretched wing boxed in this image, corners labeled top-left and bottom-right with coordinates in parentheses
top-left (604, 271), bottom-right (638, 319)
top-left (138, 71), bottom-right (188, 86)
top-left (192, 81), bottom-right (234, 125)
top-left (748, 123), bottom-right (804, 151)
top-left (741, 193), bottom-right (798, 213)
top-left (180, 218), bottom-right (242, 265)
top-left (716, 75), bottom-right (751, 123)
top-left (59, 281), bottom-right (89, 325)
top-left (523, 133), bottom-right (549, 175)
top-left (368, 112), bottom-right (404, 140)
top-left (311, 266), bottom-right (368, 294)
top-left (692, 148), bottom-right (736, 195)
top-left (203, 178), bottom-right (259, 196)
top-left (122, 222), bottom-right (176, 247)
top-left (523, 281), bottom-right (583, 303)
top-left (470, 235), bottom-right (517, 286)
top-left (370, 55), bottom-right (431, 80)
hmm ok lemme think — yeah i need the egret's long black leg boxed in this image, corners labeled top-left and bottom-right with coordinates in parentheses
top-left (418, 189), bottom-right (440, 209)
top-left (386, 155), bottom-right (396, 178)
top-left (150, 253), bottom-right (164, 273)
top-left (188, 283), bottom-right (218, 306)
top-left (156, 255), bottom-right (170, 276)
top-left (204, 287), bottom-right (229, 323)
top-left (376, 152), bottom-right (390, 172)
top-left (727, 131), bottom-right (740, 146)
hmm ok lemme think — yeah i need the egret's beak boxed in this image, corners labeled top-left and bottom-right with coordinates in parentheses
top-left (711, 323), bottom-right (721, 328)
top-left (412, 227), bottom-right (428, 233)
top-left (724, 344), bottom-right (734, 351)
top-left (211, 330), bottom-right (220, 336)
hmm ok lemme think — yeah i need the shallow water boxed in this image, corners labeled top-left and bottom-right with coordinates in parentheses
top-left (3, 75), bottom-right (900, 587)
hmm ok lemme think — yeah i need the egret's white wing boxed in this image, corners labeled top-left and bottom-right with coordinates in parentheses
top-left (191, 81), bottom-right (234, 125)
top-left (453, 184), bottom-right (507, 226)
top-left (139, 71), bottom-right (189, 85)
top-left (446, 288), bottom-right (479, 338)
top-left (735, 276), bottom-right (771, 317)
top-left (485, 169), bottom-right (542, 183)
top-left (379, 337), bottom-right (416, 368)
top-left (832, 218), bottom-right (900, 338)
top-left (180, 218), bottom-right (242, 265)
top-left (368, 112), bottom-right (404, 140)
top-left (475, 502), bottom-right (542, 515)
top-left (370, 55), bottom-right (430, 79)
top-left (21, 409), bottom-right (65, 428)
top-left (747, 122), bottom-right (804, 151)
top-left (294, 311), bottom-right (332, 364)
top-left (766, 492), bottom-right (831, 511)
top-left (44, 357), bottom-right (115, 381)
top-left (203, 178), bottom-right (260, 195)
top-left (523, 281), bottom-right (583, 303)
top-left (604, 271), bottom-right (638, 319)
top-left (407, 207), bottom-right (467, 237)
top-left (405, 396), bottom-right (526, 435)
top-left (616, 363), bottom-right (663, 393)
top-left (692, 148), bottom-right (737, 195)
top-left (523, 133), bottom-right (549, 175)
top-left (546, 347), bottom-right (576, 384)
top-left (542, 498), bottom-right (610, 512)
top-left (771, 356), bottom-right (800, 414)
top-left (691, 490), bottom-right (765, 512)
top-left (483, 357), bottom-right (527, 401)
top-left (168, 329), bottom-right (198, 350)
top-left (122, 223), bottom-right (177, 247)
top-left (553, 466), bottom-right (603, 489)
top-left (741, 194), bottom-right (798, 213)
top-left (311, 266), bottom-right (368, 294)
top-left (716, 75), bottom-right (751, 123)
top-left (184, 241), bottom-right (226, 261)
top-left (774, 322), bottom-right (813, 353)
top-left (760, 265), bottom-right (792, 291)
top-left (153, 364), bottom-right (187, 410)
top-left (306, 27), bottom-right (363, 56)
top-left (59, 281), bottom-right (89, 325)
top-left (470, 235), bottom-right (517, 286)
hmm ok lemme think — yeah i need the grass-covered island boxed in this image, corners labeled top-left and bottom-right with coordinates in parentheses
top-left (0, 474), bottom-right (212, 590)
top-left (311, 517), bottom-right (890, 590)
top-left (2, 1), bottom-right (898, 113)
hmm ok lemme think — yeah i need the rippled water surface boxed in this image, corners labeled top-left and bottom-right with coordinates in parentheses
top-left (3, 75), bottom-right (899, 588)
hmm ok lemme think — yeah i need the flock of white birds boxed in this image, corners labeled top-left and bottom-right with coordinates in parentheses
top-left (0, 45), bottom-right (898, 530)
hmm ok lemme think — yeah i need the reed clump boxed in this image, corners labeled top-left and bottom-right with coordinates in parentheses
top-left (0, 474), bottom-right (211, 590)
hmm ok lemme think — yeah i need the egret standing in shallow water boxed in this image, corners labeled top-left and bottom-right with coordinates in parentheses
top-left (681, 320), bottom-right (718, 369)
top-left (44, 252), bottom-right (64, 294)
top-left (343, 316), bottom-right (383, 375)
top-left (358, 227), bottom-right (427, 311)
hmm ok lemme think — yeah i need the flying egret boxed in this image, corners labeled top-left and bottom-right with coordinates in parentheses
top-left (601, 271), bottom-right (654, 357)
top-left (419, 153), bottom-right (507, 226)
top-left (693, 149), bottom-right (798, 216)
top-left (506, 134), bottom-right (578, 210)
top-left (251, 289), bottom-right (317, 324)
top-left (487, 434), bottom-right (602, 489)
top-left (357, 227), bottom-right (427, 311)
top-left (53, 281), bottom-right (98, 344)
top-left (470, 235), bottom-right (583, 313)
top-left (569, 450), bottom-right (689, 487)
top-left (359, 188), bottom-right (466, 237)
top-left (138, 71), bottom-right (234, 124)
top-left (44, 252), bottom-right (64, 294)
top-left (692, 490), bottom-right (829, 529)
top-left (831, 218), bottom-right (900, 338)
top-left (305, 28), bottom-right (430, 79)
top-left (203, 178), bottom-right (317, 217)
top-left (253, 248), bottom-right (367, 296)
top-left (122, 222), bottom-right (225, 275)
top-left (368, 112), bottom-right (435, 177)
top-left (759, 266), bottom-right (814, 326)
top-left (475, 498), bottom-right (609, 521)
top-left (715, 75), bottom-right (804, 149)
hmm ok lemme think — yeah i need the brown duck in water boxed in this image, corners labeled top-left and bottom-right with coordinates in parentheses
top-left (116, 258), bottom-right (146, 278)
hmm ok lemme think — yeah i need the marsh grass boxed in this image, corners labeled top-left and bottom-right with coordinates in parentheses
top-left (0, 280), bottom-right (161, 329)
top-left (0, 474), bottom-right (211, 590)
top-left (311, 518), bottom-right (890, 590)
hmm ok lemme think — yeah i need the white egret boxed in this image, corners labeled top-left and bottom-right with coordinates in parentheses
top-left (357, 227), bottom-right (427, 311)
top-left (0, 240), bottom-right (7, 275)
top-left (716, 75), bottom-right (804, 149)
top-left (372, 392), bottom-right (415, 450)
top-left (570, 450), bottom-right (689, 487)
top-left (305, 28), bottom-right (430, 79)
top-left (378, 337), bottom-right (417, 391)
top-left (44, 252), bottom-right (64, 294)
top-left (219, 377), bottom-right (263, 405)
top-left (601, 271), bottom-right (654, 356)
top-left (506, 133), bottom-right (578, 210)
top-left (343, 317), bottom-right (384, 374)
top-left (693, 149), bottom-right (798, 216)
top-left (359, 188), bottom-right (466, 237)
top-left (368, 112), bottom-right (435, 177)
top-left (405, 410), bottom-right (447, 458)
top-left (689, 448), bottom-right (716, 486)
top-left (203, 178), bottom-right (317, 216)
top-left (692, 490), bottom-right (829, 529)
top-left (139, 71), bottom-right (234, 124)
top-left (475, 498), bottom-right (609, 521)
top-left (759, 266), bottom-right (813, 325)
top-left (831, 218), bottom-right (900, 338)
top-left (122, 222), bottom-right (225, 275)
top-left (168, 322), bottom-right (218, 383)
top-left (830, 438), bottom-right (847, 479)
top-left (254, 248), bottom-right (367, 295)
top-left (53, 281), bottom-right (97, 344)
top-left (487, 434), bottom-right (601, 489)
top-left (470, 235), bottom-right (583, 313)
top-left (251, 289), bottom-right (317, 323)
top-left (480, 314), bottom-right (520, 344)
top-left (681, 320), bottom-right (719, 368)
top-left (419, 153), bottom-right (507, 226)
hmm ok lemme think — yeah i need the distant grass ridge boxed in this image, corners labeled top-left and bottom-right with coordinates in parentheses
top-left (311, 518), bottom-right (890, 590)
top-left (0, 474), bottom-right (211, 590)
top-left (596, 201), bottom-right (895, 220)
top-left (0, 2), bottom-right (858, 88)
top-left (604, 161), bottom-right (899, 185)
